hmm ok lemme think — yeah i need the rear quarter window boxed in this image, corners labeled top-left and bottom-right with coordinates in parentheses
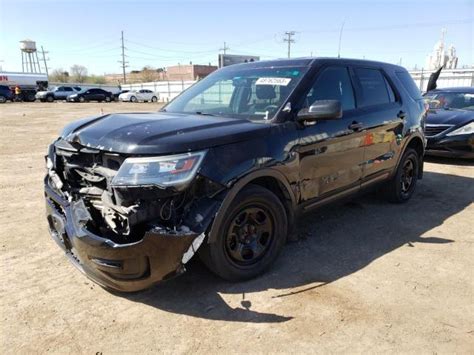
top-left (396, 71), bottom-right (422, 100)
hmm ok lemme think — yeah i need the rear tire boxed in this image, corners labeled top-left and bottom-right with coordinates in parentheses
top-left (0, 95), bottom-right (6, 103)
top-left (199, 184), bottom-right (287, 281)
top-left (105, 96), bottom-right (111, 102)
top-left (79, 97), bottom-right (85, 103)
top-left (151, 96), bottom-right (158, 102)
top-left (130, 96), bottom-right (137, 103)
top-left (382, 148), bottom-right (419, 203)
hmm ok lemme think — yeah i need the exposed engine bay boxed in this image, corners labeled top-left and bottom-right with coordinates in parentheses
top-left (47, 139), bottom-right (224, 245)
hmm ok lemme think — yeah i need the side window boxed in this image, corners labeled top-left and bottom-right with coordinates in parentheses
top-left (305, 66), bottom-right (355, 111)
top-left (354, 68), bottom-right (391, 107)
top-left (384, 77), bottom-right (396, 102)
top-left (56, 86), bottom-right (64, 91)
top-left (395, 71), bottom-right (422, 100)
top-left (64, 87), bottom-right (73, 92)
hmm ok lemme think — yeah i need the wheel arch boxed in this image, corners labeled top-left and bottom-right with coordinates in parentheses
top-left (399, 134), bottom-right (425, 179)
top-left (207, 169), bottom-right (296, 244)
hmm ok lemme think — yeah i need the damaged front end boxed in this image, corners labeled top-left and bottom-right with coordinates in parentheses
top-left (44, 139), bottom-right (224, 291)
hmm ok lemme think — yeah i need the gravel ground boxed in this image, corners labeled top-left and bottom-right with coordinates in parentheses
top-left (1, 102), bottom-right (473, 354)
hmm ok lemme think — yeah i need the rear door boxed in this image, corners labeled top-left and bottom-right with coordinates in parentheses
top-left (351, 67), bottom-right (404, 183)
top-left (60, 87), bottom-right (74, 99)
top-left (297, 65), bottom-right (366, 202)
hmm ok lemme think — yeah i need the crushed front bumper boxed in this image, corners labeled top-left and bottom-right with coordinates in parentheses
top-left (44, 181), bottom-right (202, 292)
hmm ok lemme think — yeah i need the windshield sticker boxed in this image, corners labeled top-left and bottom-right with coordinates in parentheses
top-left (256, 77), bottom-right (291, 86)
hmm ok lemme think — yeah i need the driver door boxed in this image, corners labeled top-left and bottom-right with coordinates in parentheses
top-left (297, 65), bottom-right (366, 203)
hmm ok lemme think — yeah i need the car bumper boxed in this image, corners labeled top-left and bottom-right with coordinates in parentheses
top-left (425, 133), bottom-right (474, 159)
top-left (44, 180), bottom-right (201, 292)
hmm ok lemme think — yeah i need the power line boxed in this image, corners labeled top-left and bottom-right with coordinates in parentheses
top-left (118, 30), bottom-right (129, 84)
top-left (283, 31), bottom-right (296, 59)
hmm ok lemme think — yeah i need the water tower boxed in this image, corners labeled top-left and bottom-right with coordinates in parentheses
top-left (20, 39), bottom-right (42, 73)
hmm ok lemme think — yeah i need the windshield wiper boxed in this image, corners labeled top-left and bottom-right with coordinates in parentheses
top-left (194, 111), bottom-right (217, 116)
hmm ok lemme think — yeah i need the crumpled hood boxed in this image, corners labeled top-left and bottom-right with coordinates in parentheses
top-left (62, 112), bottom-right (270, 155)
top-left (426, 109), bottom-right (474, 126)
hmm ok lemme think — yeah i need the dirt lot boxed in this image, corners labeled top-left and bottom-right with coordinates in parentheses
top-left (1, 102), bottom-right (473, 354)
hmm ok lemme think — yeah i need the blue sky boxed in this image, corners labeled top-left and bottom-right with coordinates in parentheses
top-left (0, 0), bottom-right (473, 74)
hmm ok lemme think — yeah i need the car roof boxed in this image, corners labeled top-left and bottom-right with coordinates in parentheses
top-left (428, 87), bottom-right (474, 94)
top-left (225, 57), bottom-right (405, 71)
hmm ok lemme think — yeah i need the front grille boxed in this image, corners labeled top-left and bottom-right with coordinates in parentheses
top-left (424, 124), bottom-right (453, 137)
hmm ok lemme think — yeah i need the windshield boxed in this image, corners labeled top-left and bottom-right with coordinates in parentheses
top-left (424, 91), bottom-right (474, 111)
top-left (164, 65), bottom-right (308, 121)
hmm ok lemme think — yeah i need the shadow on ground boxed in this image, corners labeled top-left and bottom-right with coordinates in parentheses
top-left (122, 171), bottom-right (473, 323)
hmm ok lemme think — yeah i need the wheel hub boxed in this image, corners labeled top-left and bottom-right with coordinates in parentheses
top-left (225, 206), bottom-right (274, 265)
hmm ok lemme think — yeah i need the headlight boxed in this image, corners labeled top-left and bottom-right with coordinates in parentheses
top-left (111, 151), bottom-right (206, 188)
top-left (446, 122), bottom-right (474, 136)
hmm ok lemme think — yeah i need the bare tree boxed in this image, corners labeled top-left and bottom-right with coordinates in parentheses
top-left (49, 68), bottom-right (69, 83)
top-left (70, 65), bottom-right (88, 83)
top-left (140, 66), bottom-right (157, 82)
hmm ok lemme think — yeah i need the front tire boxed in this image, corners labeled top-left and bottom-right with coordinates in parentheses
top-left (79, 96), bottom-right (85, 103)
top-left (383, 148), bottom-right (419, 203)
top-left (105, 96), bottom-right (111, 102)
top-left (0, 95), bottom-right (6, 103)
top-left (46, 95), bottom-right (54, 102)
top-left (199, 185), bottom-right (287, 281)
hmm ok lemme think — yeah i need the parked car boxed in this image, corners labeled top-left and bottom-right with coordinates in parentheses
top-left (113, 89), bottom-right (129, 101)
top-left (423, 87), bottom-right (474, 159)
top-left (0, 85), bottom-right (14, 103)
top-left (45, 58), bottom-right (426, 292)
top-left (67, 88), bottom-right (113, 102)
top-left (119, 89), bottom-right (159, 102)
top-left (36, 86), bottom-right (82, 102)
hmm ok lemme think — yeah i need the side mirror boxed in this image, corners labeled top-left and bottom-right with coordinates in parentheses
top-left (297, 100), bottom-right (343, 123)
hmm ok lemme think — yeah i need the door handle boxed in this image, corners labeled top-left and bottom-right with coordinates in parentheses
top-left (397, 110), bottom-right (407, 119)
top-left (348, 121), bottom-right (363, 131)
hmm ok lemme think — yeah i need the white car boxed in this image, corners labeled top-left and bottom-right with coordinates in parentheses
top-left (119, 89), bottom-right (159, 103)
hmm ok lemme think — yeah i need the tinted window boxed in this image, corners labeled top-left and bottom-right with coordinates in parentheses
top-left (396, 71), bottom-right (422, 100)
top-left (354, 68), bottom-right (392, 107)
top-left (63, 87), bottom-right (73, 92)
top-left (384, 77), bottom-right (396, 102)
top-left (305, 66), bottom-right (355, 110)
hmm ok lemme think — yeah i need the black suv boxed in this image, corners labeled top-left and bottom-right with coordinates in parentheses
top-left (0, 85), bottom-right (14, 103)
top-left (45, 58), bottom-right (426, 292)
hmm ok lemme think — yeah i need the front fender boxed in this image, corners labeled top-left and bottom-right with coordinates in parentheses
top-left (206, 168), bottom-right (297, 244)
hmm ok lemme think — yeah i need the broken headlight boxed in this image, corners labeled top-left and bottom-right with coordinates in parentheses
top-left (111, 151), bottom-right (206, 188)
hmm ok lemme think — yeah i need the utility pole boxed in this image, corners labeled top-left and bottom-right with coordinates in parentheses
top-left (118, 30), bottom-right (129, 84)
top-left (41, 46), bottom-right (49, 76)
top-left (337, 20), bottom-right (345, 58)
top-left (283, 31), bottom-right (295, 59)
top-left (220, 41), bottom-right (230, 55)
top-left (218, 42), bottom-right (230, 68)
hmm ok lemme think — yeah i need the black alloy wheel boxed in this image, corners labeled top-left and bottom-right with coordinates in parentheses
top-left (225, 205), bottom-right (275, 266)
top-left (199, 184), bottom-right (287, 281)
top-left (383, 148), bottom-right (419, 203)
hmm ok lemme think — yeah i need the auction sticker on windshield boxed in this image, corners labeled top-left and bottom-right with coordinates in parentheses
top-left (256, 77), bottom-right (292, 86)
